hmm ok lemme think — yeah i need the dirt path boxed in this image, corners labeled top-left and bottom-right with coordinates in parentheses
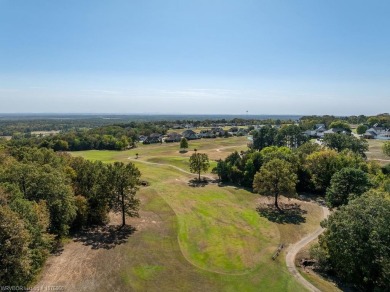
top-left (285, 206), bottom-right (330, 292)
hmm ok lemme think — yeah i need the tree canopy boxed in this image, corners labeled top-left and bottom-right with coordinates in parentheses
top-left (323, 133), bottom-right (368, 156)
top-left (180, 137), bottom-right (188, 151)
top-left (383, 141), bottom-right (390, 157)
top-left (189, 153), bottom-right (210, 181)
top-left (253, 158), bottom-right (297, 211)
top-left (325, 167), bottom-right (370, 208)
top-left (107, 162), bottom-right (141, 226)
top-left (328, 120), bottom-right (351, 131)
top-left (356, 124), bottom-right (368, 135)
top-left (314, 192), bottom-right (390, 290)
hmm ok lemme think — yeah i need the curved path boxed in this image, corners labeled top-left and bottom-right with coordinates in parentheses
top-left (131, 155), bottom-right (331, 290)
top-left (128, 157), bottom-right (215, 180)
top-left (285, 206), bottom-right (330, 292)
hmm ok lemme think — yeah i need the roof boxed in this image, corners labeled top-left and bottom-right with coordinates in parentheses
top-left (167, 132), bottom-right (182, 138)
top-left (150, 133), bottom-right (162, 138)
top-left (182, 129), bottom-right (196, 135)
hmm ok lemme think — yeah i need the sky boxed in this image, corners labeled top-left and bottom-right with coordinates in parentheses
top-left (0, 0), bottom-right (389, 115)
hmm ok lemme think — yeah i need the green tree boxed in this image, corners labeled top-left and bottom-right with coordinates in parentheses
top-left (251, 126), bottom-right (278, 150)
top-left (383, 141), bottom-right (390, 157)
top-left (276, 125), bottom-right (308, 148)
top-left (314, 192), bottom-right (390, 290)
top-left (179, 137), bottom-right (188, 152)
top-left (215, 160), bottom-right (229, 181)
top-left (189, 153), bottom-right (210, 181)
top-left (72, 195), bottom-right (89, 229)
top-left (243, 159), bottom-right (256, 187)
top-left (0, 205), bottom-right (32, 285)
top-left (329, 120), bottom-right (351, 131)
top-left (253, 158), bottom-right (297, 211)
top-left (326, 167), bottom-right (370, 208)
top-left (260, 146), bottom-right (298, 167)
top-left (356, 124), bottom-right (368, 135)
top-left (108, 162), bottom-right (141, 226)
top-left (323, 133), bottom-right (368, 156)
top-left (2, 162), bottom-right (76, 237)
top-left (70, 158), bottom-right (110, 225)
top-left (305, 149), bottom-right (340, 193)
top-left (367, 116), bottom-right (380, 127)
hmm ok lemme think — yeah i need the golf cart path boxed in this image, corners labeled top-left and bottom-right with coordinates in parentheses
top-left (286, 206), bottom-right (330, 292)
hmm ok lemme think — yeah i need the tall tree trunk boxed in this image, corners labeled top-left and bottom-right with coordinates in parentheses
top-left (275, 193), bottom-right (281, 212)
top-left (121, 191), bottom-right (126, 226)
top-left (198, 170), bottom-right (201, 182)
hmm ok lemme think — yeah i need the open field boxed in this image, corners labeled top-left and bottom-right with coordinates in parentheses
top-left (37, 137), bottom-right (327, 291)
top-left (366, 139), bottom-right (390, 165)
top-left (72, 136), bottom-right (250, 168)
top-left (31, 130), bottom-right (61, 136)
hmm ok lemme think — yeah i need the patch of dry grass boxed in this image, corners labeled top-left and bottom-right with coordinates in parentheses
top-left (366, 139), bottom-right (390, 165)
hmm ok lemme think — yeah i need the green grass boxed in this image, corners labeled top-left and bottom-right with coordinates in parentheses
top-left (66, 137), bottom-right (327, 291)
top-left (132, 265), bottom-right (164, 280)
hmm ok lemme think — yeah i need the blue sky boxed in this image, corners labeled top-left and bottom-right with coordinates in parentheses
top-left (0, 0), bottom-right (389, 115)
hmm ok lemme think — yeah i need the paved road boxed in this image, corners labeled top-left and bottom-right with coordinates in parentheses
top-left (285, 206), bottom-right (330, 292)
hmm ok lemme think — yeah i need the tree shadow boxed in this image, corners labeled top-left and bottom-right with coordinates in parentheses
top-left (297, 192), bottom-right (327, 207)
top-left (52, 241), bottom-right (65, 256)
top-left (216, 181), bottom-right (253, 192)
top-left (256, 203), bottom-right (307, 224)
top-left (188, 178), bottom-right (218, 187)
top-left (73, 225), bottom-right (136, 250)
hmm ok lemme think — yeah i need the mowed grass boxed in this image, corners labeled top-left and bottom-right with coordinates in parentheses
top-left (68, 137), bottom-right (326, 291)
top-left (72, 136), bottom-right (249, 166)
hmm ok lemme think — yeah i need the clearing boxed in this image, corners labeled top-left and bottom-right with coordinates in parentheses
top-left (36, 137), bottom-right (327, 291)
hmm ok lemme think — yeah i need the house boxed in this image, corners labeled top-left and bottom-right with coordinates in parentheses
top-left (199, 130), bottom-right (216, 138)
top-left (182, 129), bottom-right (199, 140)
top-left (323, 128), bottom-right (350, 136)
top-left (143, 133), bottom-right (162, 144)
top-left (138, 135), bottom-right (147, 142)
top-left (303, 130), bottom-right (317, 138)
top-left (364, 127), bottom-right (390, 140)
top-left (303, 124), bottom-right (328, 138)
top-left (315, 124), bottom-right (326, 130)
top-left (236, 128), bottom-right (248, 136)
top-left (377, 131), bottom-right (390, 140)
top-left (363, 128), bottom-right (378, 139)
top-left (165, 132), bottom-right (182, 143)
top-left (210, 127), bottom-right (227, 137)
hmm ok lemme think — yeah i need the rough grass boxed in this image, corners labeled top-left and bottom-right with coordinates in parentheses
top-left (366, 139), bottom-right (390, 165)
top-left (37, 137), bottom-right (328, 291)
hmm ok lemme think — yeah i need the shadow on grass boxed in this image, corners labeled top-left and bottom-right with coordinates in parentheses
top-left (188, 178), bottom-right (218, 187)
top-left (73, 225), bottom-right (136, 250)
top-left (256, 203), bottom-right (307, 225)
top-left (216, 181), bottom-right (253, 192)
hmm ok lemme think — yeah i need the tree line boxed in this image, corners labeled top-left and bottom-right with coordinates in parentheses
top-left (0, 146), bottom-right (141, 286)
top-left (216, 125), bottom-right (389, 290)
